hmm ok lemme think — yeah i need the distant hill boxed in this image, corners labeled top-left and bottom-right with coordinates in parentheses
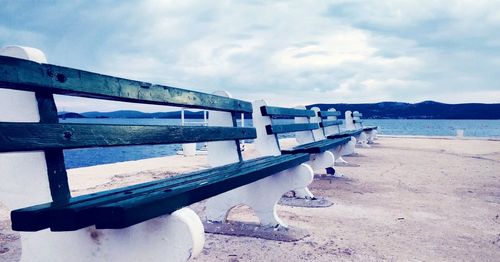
top-left (307, 101), bottom-right (500, 119)
top-left (79, 110), bottom-right (206, 119)
top-left (57, 101), bottom-right (500, 120)
top-left (58, 112), bottom-right (86, 118)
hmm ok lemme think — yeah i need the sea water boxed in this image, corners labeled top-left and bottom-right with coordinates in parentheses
top-left (61, 118), bottom-right (500, 168)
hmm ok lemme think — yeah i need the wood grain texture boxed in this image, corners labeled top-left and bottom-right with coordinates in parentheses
top-left (35, 92), bottom-right (71, 203)
top-left (11, 154), bottom-right (309, 231)
top-left (0, 56), bottom-right (252, 113)
top-left (265, 123), bottom-right (319, 135)
top-left (318, 111), bottom-right (341, 117)
top-left (320, 120), bottom-right (343, 127)
top-left (326, 129), bottom-right (363, 139)
top-left (94, 153), bottom-right (309, 229)
top-left (281, 137), bottom-right (351, 154)
top-left (260, 106), bottom-right (315, 117)
top-left (0, 123), bottom-right (256, 152)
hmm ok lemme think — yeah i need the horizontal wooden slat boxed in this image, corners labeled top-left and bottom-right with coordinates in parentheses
top-left (0, 56), bottom-right (252, 113)
top-left (11, 153), bottom-right (309, 231)
top-left (11, 155), bottom-right (282, 231)
top-left (320, 120), bottom-right (343, 128)
top-left (93, 153), bottom-right (309, 229)
top-left (282, 137), bottom-right (351, 154)
top-left (318, 111), bottom-right (341, 117)
top-left (352, 112), bottom-right (362, 117)
top-left (353, 120), bottom-right (363, 123)
top-left (0, 123), bottom-right (256, 152)
top-left (326, 129), bottom-right (363, 139)
top-left (260, 106), bottom-right (315, 118)
top-left (265, 123), bottom-right (319, 134)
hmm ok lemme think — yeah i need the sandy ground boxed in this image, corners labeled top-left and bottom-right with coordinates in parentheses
top-left (1, 137), bottom-right (499, 261)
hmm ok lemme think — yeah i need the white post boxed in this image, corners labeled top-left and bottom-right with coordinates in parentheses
top-left (0, 46), bottom-right (204, 261)
top-left (180, 108), bottom-right (197, 156)
top-left (293, 106), bottom-right (315, 145)
top-left (353, 111), bottom-right (362, 129)
top-left (205, 97), bottom-right (314, 227)
top-left (345, 110), bottom-right (355, 131)
top-left (322, 108), bottom-right (340, 137)
top-left (181, 108), bottom-right (185, 125)
top-left (240, 112), bottom-right (245, 148)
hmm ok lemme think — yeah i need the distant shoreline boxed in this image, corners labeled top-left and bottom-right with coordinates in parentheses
top-left (58, 100), bottom-right (500, 120)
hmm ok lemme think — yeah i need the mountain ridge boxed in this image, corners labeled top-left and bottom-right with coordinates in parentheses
top-left (58, 101), bottom-right (500, 119)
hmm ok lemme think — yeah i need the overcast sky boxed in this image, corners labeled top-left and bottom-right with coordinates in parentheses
top-left (1, 0), bottom-right (499, 112)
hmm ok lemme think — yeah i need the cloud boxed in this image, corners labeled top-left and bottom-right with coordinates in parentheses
top-left (0, 0), bottom-right (499, 112)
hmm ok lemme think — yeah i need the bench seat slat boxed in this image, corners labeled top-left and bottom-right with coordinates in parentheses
top-left (11, 154), bottom-right (309, 231)
top-left (12, 156), bottom-right (281, 231)
top-left (49, 155), bottom-right (279, 231)
top-left (265, 123), bottom-right (319, 135)
top-left (319, 120), bottom-right (343, 127)
top-left (353, 119), bottom-right (363, 123)
top-left (0, 123), bottom-right (256, 152)
top-left (281, 137), bottom-right (351, 154)
top-left (260, 106), bottom-right (315, 118)
top-left (12, 158), bottom-right (276, 231)
top-left (318, 111), bottom-right (341, 117)
top-left (0, 56), bottom-right (252, 113)
top-left (93, 153), bottom-right (309, 229)
top-left (326, 129), bottom-right (363, 139)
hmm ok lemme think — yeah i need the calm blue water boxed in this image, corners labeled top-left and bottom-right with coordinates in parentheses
top-left (61, 118), bottom-right (500, 169)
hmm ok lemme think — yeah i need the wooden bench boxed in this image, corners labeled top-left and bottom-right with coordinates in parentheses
top-left (308, 107), bottom-right (358, 166)
top-left (319, 109), bottom-right (363, 139)
top-left (0, 46), bottom-right (312, 260)
top-left (345, 110), bottom-right (378, 144)
top-left (250, 100), bottom-right (351, 199)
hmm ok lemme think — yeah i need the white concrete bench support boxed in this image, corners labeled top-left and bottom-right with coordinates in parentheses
top-left (0, 46), bottom-right (204, 262)
top-left (310, 107), bottom-right (356, 166)
top-left (321, 108), bottom-right (357, 160)
top-left (205, 94), bottom-right (314, 227)
top-left (353, 110), bottom-right (377, 143)
top-left (345, 110), bottom-right (370, 147)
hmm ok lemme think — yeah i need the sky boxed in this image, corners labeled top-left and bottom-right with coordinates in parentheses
top-left (1, 0), bottom-right (499, 112)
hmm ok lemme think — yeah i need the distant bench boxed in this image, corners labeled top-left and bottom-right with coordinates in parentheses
top-left (0, 46), bottom-right (313, 261)
top-left (247, 101), bottom-right (352, 201)
top-left (346, 111), bottom-right (378, 144)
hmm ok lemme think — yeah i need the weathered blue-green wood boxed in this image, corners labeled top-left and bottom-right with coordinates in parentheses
top-left (3, 55), bottom-right (311, 233)
top-left (326, 129), bottom-right (363, 139)
top-left (0, 56), bottom-right (252, 113)
top-left (318, 111), bottom-right (341, 117)
top-left (319, 120), bottom-right (343, 128)
top-left (231, 112), bottom-right (244, 162)
top-left (11, 155), bottom-right (281, 231)
top-left (352, 112), bottom-right (362, 117)
top-left (353, 119), bottom-right (363, 123)
top-left (11, 154), bottom-right (309, 231)
top-left (94, 153), bottom-right (309, 229)
top-left (265, 123), bottom-right (319, 135)
top-left (35, 92), bottom-right (71, 203)
top-left (281, 137), bottom-right (351, 154)
top-left (260, 106), bottom-right (315, 118)
top-left (0, 123), bottom-right (256, 152)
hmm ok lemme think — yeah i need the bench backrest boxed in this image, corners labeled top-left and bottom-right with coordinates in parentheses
top-left (345, 110), bottom-right (364, 130)
top-left (252, 101), bottom-right (324, 154)
top-left (317, 108), bottom-right (343, 137)
top-left (0, 47), bottom-right (256, 208)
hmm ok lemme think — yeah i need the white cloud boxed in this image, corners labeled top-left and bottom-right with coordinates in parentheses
top-left (0, 0), bottom-right (499, 112)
